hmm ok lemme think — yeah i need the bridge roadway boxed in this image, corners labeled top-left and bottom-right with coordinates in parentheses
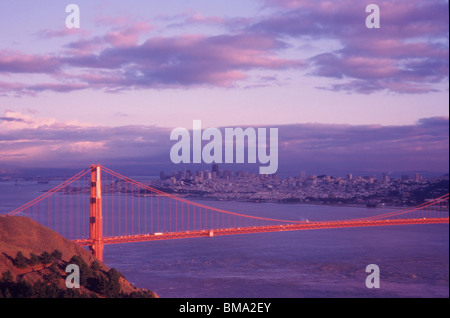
top-left (73, 217), bottom-right (449, 246)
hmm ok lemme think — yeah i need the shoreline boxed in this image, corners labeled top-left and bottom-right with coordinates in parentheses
top-left (167, 194), bottom-right (414, 210)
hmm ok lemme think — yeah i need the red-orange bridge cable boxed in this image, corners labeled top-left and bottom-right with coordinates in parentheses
top-left (7, 168), bottom-right (91, 216)
top-left (7, 168), bottom-right (90, 216)
top-left (103, 166), bottom-right (449, 224)
top-left (102, 166), bottom-right (449, 224)
top-left (100, 165), bottom-right (308, 224)
top-left (350, 194), bottom-right (449, 221)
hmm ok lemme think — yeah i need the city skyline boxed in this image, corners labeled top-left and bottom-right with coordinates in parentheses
top-left (0, 0), bottom-right (448, 174)
top-left (154, 163), bottom-right (448, 207)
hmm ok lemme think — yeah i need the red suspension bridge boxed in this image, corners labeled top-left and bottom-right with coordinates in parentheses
top-left (7, 165), bottom-right (449, 261)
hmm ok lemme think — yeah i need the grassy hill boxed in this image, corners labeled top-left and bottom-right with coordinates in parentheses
top-left (0, 215), bottom-right (157, 298)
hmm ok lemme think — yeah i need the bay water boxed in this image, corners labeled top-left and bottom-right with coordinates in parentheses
top-left (1, 180), bottom-right (448, 298)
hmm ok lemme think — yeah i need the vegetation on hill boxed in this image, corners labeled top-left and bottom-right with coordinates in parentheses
top-left (0, 216), bottom-right (157, 298)
top-left (1, 249), bottom-right (156, 298)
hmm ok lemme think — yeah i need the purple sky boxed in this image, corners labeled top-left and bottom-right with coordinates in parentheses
top-left (0, 0), bottom-right (448, 175)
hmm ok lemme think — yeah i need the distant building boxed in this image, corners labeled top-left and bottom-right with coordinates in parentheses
top-left (414, 173), bottom-right (421, 182)
top-left (223, 170), bottom-right (232, 179)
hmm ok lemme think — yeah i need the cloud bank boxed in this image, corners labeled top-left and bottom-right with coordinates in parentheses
top-left (1, 111), bottom-right (448, 175)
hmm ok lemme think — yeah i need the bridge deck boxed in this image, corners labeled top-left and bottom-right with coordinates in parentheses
top-left (73, 217), bottom-right (449, 246)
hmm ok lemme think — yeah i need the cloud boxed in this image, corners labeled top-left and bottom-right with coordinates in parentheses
top-left (0, 32), bottom-right (303, 95)
top-left (104, 21), bottom-right (154, 47)
top-left (0, 116), bottom-right (172, 169)
top-left (0, 116), bottom-right (27, 123)
top-left (156, 10), bottom-right (227, 28)
top-left (68, 31), bottom-right (303, 88)
top-left (259, 0), bottom-right (449, 38)
top-left (62, 18), bottom-right (153, 52)
top-left (0, 24), bottom-right (303, 95)
top-left (0, 1), bottom-right (447, 96)
top-left (253, 0), bottom-right (449, 93)
top-left (36, 28), bottom-right (91, 39)
top-left (276, 117), bottom-right (449, 174)
top-left (318, 80), bottom-right (441, 95)
top-left (0, 80), bottom-right (90, 97)
top-left (0, 50), bottom-right (61, 74)
top-left (1, 111), bottom-right (448, 174)
top-left (0, 110), bottom-right (57, 130)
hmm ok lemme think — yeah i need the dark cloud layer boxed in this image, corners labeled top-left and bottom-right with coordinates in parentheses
top-left (1, 117), bottom-right (448, 176)
top-left (276, 117), bottom-right (449, 174)
top-left (0, 116), bottom-right (27, 123)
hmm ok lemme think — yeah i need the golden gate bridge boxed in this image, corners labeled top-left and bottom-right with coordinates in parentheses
top-left (6, 165), bottom-right (449, 262)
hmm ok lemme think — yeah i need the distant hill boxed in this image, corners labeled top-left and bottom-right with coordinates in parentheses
top-left (0, 215), bottom-right (157, 298)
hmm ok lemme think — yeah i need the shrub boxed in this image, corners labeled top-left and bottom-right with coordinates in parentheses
top-left (14, 252), bottom-right (29, 268)
top-left (107, 268), bottom-right (122, 297)
top-left (40, 251), bottom-right (53, 265)
top-left (51, 250), bottom-right (63, 260)
top-left (1, 271), bottom-right (13, 283)
top-left (69, 255), bottom-right (92, 287)
top-left (90, 260), bottom-right (101, 271)
top-left (29, 253), bottom-right (41, 266)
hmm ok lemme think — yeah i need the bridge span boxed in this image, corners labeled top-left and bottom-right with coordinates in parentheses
top-left (8, 165), bottom-right (449, 261)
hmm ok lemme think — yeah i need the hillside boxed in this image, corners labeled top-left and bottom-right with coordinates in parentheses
top-left (0, 215), bottom-right (157, 298)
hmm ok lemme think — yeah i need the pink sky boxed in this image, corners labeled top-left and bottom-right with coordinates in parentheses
top-left (0, 0), bottom-right (448, 174)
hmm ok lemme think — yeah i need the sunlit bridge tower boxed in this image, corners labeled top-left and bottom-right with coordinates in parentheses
top-left (89, 164), bottom-right (103, 261)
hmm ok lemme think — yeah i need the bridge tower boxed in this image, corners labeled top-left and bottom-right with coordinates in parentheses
top-left (89, 164), bottom-right (103, 261)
